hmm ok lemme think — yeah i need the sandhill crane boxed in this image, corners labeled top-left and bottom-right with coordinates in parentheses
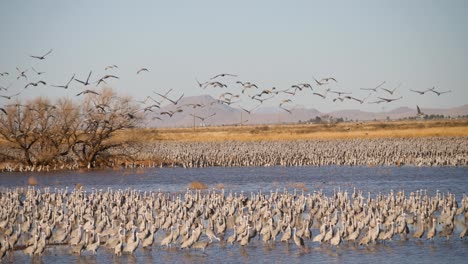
top-left (0, 92), bottom-right (21, 100)
top-left (321, 77), bottom-right (337, 83)
top-left (74, 71), bottom-right (93, 86)
top-left (313, 92), bottom-right (327, 99)
top-left (52, 74), bottom-right (75, 89)
top-left (429, 89), bottom-right (452, 96)
top-left (24, 80), bottom-right (46, 89)
top-left (377, 96), bottom-right (403, 103)
top-left (416, 105), bottom-right (424, 117)
top-left (137, 68), bottom-right (149, 74)
top-left (191, 113), bottom-right (216, 122)
top-left (410, 87), bottom-right (433, 95)
top-left (31, 67), bottom-right (45, 75)
top-left (210, 73), bottom-right (237, 80)
top-left (381, 83), bottom-right (401, 95)
top-left (76, 89), bottom-right (100, 96)
top-left (105, 65), bottom-right (118, 70)
top-left (30, 49), bottom-right (53, 60)
top-left (329, 90), bottom-right (351, 96)
top-left (361, 81), bottom-right (386, 92)
top-left (16, 67), bottom-right (28, 80)
top-left (313, 77), bottom-right (326, 86)
top-left (155, 92), bottom-right (184, 105)
top-left (239, 105), bottom-right (260, 114)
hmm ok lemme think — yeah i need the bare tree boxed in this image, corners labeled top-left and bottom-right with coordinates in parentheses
top-left (71, 88), bottom-right (142, 168)
top-left (0, 88), bottom-right (143, 169)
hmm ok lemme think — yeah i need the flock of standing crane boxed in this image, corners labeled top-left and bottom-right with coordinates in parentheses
top-left (0, 186), bottom-right (467, 260)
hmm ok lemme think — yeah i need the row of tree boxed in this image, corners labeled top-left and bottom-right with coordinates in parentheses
top-left (0, 88), bottom-right (142, 169)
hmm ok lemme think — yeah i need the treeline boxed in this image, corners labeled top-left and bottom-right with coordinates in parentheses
top-left (0, 88), bottom-right (142, 169)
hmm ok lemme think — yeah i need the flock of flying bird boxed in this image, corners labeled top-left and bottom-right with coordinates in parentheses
top-left (0, 48), bottom-right (453, 122)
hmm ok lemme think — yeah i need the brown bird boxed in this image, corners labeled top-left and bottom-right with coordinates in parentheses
top-left (30, 49), bottom-right (53, 60)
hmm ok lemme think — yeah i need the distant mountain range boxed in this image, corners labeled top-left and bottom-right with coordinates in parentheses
top-left (148, 95), bottom-right (468, 127)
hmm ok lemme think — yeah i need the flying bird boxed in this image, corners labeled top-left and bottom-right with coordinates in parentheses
top-left (409, 88), bottom-right (432, 95)
top-left (344, 95), bottom-right (367, 104)
top-left (137, 68), bottom-right (149, 74)
top-left (279, 99), bottom-right (292, 107)
top-left (0, 83), bottom-right (13, 91)
top-left (0, 72), bottom-right (9, 76)
top-left (381, 83), bottom-right (401, 95)
top-left (24, 81), bottom-right (46, 89)
top-left (160, 109), bottom-right (183, 117)
top-left (191, 113), bottom-right (216, 122)
top-left (16, 67), bottom-right (28, 80)
top-left (30, 49), bottom-right (53, 60)
top-left (52, 74), bottom-right (75, 89)
top-left (155, 92), bottom-right (184, 105)
top-left (74, 71), bottom-right (93, 86)
top-left (321, 77), bottom-right (337, 83)
top-left (96, 74), bottom-right (119, 86)
top-left (76, 89), bottom-right (100, 96)
top-left (416, 105), bottom-right (424, 116)
top-left (313, 77), bottom-right (326, 86)
top-left (210, 73), bottom-right (237, 80)
top-left (329, 90), bottom-right (351, 96)
top-left (0, 92), bottom-right (21, 100)
top-left (104, 65), bottom-right (118, 70)
top-left (204, 81), bottom-right (227, 89)
top-left (279, 105), bottom-right (292, 114)
top-left (377, 96), bottom-right (403, 102)
top-left (239, 105), bottom-right (260, 114)
top-left (313, 92), bottom-right (327, 99)
top-left (31, 67), bottom-right (45, 75)
top-left (429, 89), bottom-right (452, 96)
top-left (253, 95), bottom-right (274, 104)
top-left (360, 81), bottom-right (386, 92)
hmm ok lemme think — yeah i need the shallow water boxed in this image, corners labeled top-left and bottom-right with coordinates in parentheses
top-left (0, 166), bottom-right (467, 263)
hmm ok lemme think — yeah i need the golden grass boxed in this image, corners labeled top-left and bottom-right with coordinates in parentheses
top-left (188, 181), bottom-right (208, 190)
top-left (114, 119), bottom-right (468, 142)
top-left (288, 182), bottom-right (308, 192)
top-left (28, 176), bottom-right (37, 186)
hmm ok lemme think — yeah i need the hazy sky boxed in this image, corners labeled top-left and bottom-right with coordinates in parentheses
top-left (0, 0), bottom-right (467, 113)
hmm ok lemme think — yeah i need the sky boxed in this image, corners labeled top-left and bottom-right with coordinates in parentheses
top-left (0, 0), bottom-right (467, 113)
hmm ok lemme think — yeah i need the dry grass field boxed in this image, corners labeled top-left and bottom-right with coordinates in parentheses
top-left (119, 119), bottom-right (468, 142)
